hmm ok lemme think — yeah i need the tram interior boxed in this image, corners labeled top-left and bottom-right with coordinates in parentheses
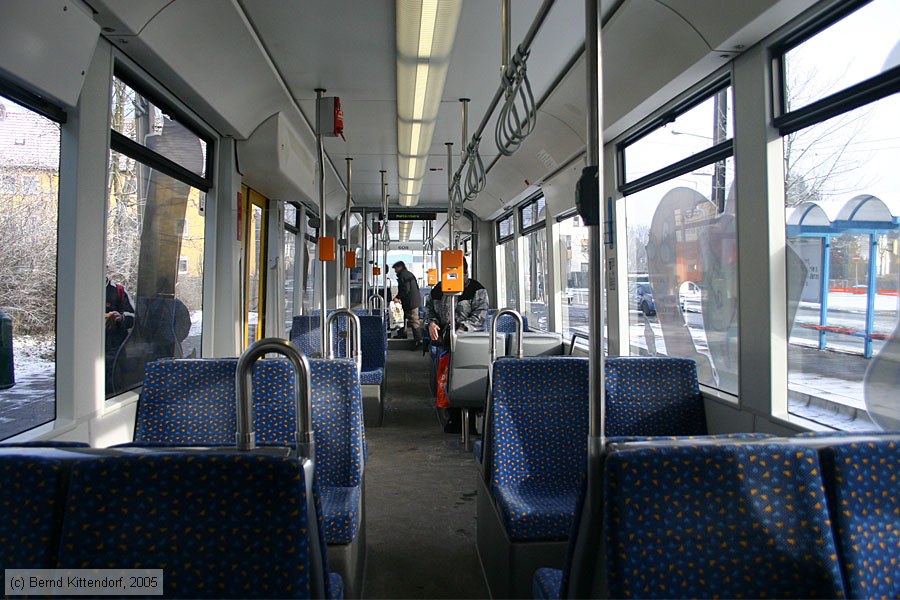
top-left (1, 0), bottom-right (899, 598)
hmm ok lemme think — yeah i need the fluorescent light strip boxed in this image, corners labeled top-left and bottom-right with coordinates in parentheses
top-left (418, 0), bottom-right (438, 57)
top-left (409, 122), bottom-right (422, 154)
top-left (412, 64), bottom-right (429, 121)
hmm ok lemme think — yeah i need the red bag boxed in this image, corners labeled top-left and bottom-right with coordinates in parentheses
top-left (436, 351), bottom-right (451, 408)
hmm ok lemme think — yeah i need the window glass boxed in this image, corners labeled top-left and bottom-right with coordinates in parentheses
top-left (284, 228), bottom-right (296, 334)
top-left (302, 217), bottom-right (318, 314)
top-left (784, 94), bottom-right (900, 428)
top-left (284, 203), bottom-right (297, 229)
top-left (557, 215), bottom-right (590, 339)
top-left (496, 239), bottom-right (518, 310)
top-left (497, 213), bottom-right (514, 240)
top-left (522, 228), bottom-right (548, 330)
top-left (783, 0), bottom-right (900, 112)
top-left (111, 77), bottom-right (208, 178)
top-left (520, 196), bottom-right (546, 231)
top-left (625, 158), bottom-right (738, 394)
top-left (624, 88), bottom-right (732, 183)
top-left (0, 95), bottom-right (60, 439)
top-left (105, 150), bottom-right (205, 397)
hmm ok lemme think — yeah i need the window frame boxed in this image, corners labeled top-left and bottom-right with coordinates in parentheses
top-left (111, 67), bottom-right (215, 192)
top-left (496, 212), bottom-right (515, 244)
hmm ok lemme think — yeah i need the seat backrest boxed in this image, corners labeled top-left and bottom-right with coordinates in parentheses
top-left (490, 357), bottom-right (589, 488)
top-left (602, 442), bottom-right (845, 599)
top-left (507, 331), bottom-right (565, 357)
top-left (448, 332), bottom-right (504, 406)
top-left (821, 439), bottom-right (900, 598)
top-left (486, 311), bottom-right (529, 333)
top-left (333, 314), bottom-right (385, 374)
top-left (57, 453), bottom-right (321, 598)
top-left (135, 358), bottom-right (238, 445)
top-left (605, 356), bottom-right (707, 436)
top-left (134, 358), bottom-right (364, 488)
top-left (290, 315), bottom-right (322, 357)
top-left (0, 454), bottom-right (68, 568)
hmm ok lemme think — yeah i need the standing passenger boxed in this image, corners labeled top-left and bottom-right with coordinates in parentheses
top-left (392, 261), bottom-right (422, 347)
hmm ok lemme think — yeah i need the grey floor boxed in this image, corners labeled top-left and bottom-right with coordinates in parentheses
top-left (362, 339), bottom-right (489, 599)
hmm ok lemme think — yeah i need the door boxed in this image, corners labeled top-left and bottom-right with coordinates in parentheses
top-left (243, 187), bottom-right (268, 347)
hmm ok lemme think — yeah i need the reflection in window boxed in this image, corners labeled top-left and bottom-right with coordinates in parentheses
top-left (625, 158), bottom-right (738, 394)
top-left (557, 215), bottom-right (590, 339)
top-left (105, 150), bottom-right (205, 398)
top-left (522, 228), bottom-right (548, 330)
top-left (0, 95), bottom-right (60, 440)
top-left (111, 77), bottom-right (208, 179)
top-left (284, 227), bottom-right (296, 334)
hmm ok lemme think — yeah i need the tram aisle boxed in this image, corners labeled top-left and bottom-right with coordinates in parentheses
top-left (362, 342), bottom-right (488, 598)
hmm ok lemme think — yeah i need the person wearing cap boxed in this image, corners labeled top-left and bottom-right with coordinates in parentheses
top-left (392, 260), bottom-right (422, 347)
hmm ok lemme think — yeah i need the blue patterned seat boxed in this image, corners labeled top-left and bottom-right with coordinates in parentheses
top-left (820, 439), bottom-right (900, 599)
top-left (605, 356), bottom-right (707, 436)
top-left (0, 454), bottom-right (68, 568)
top-left (489, 357), bottom-right (589, 541)
top-left (486, 311), bottom-right (530, 333)
top-left (358, 315), bottom-right (387, 385)
top-left (600, 442), bottom-right (845, 599)
top-left (133, 358), bottom-right (365, 546)
top-left (57, 452), bottom-right (334, 598)
top-left (291, 315), bottom-right (322, 357)
top-left (533, 567), bottom-right (563, 600)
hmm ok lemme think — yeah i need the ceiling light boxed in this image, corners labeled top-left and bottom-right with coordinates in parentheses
top-left (396, 0), bottom-right (462, 207)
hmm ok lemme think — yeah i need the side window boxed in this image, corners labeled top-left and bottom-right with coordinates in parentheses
top-left (620, 82), bottom-right (738, 395)
top-left (495, 213), bottom-right (517, 310)
top-left (105, 75), bottom-right (211, 398)
top-left (557, 214), bottom-right (589, 339)
top-left (0, 94), bottom-right (61, 439)
top-left (776, 0), bottom-right (900, 429)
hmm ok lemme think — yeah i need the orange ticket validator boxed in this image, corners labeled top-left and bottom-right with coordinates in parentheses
top-left (318, 237), bottom-right (335, 261)
top-left (440, 249), bottom-right (464, 293)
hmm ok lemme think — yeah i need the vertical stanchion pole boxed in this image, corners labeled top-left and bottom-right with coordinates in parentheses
top-left (383, 186), bottom-right (390, 308)
top-left (568, 1), bottom-right (606, 596)
top-left (501, 0), bottom-right (511, 74)
top-left (315, 88), bottom-right (328, 353)
top-left (362, 211), bottom-right (369, 309)
top-left (446, 142), bottom-right (455, 249)
top-left (345, 158), bottom-right (353, 308)
top-left (585, 0), bottom-right (605, 450)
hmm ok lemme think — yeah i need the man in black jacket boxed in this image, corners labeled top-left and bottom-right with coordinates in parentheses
top-left (392, 261), bottom-right (422, 346)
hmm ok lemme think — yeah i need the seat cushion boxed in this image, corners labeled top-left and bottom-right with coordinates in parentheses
top-left (533, 568), bottom-right (563, 600)
top-left (821, 439), bottom-right (900, 599)
top-left (492, 480), bottom-right (581, 541)
top-left (328, 572), bottom-right (344, 599)
top-left (1, 455), bottom-right (67, 568)
top-left (360, 368), bottom-right (383, 385)
top-left (319, 485), bottom-right (362, 545)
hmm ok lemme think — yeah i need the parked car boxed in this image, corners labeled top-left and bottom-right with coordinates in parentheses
top-left (629, 282), bottom-right (656, 316)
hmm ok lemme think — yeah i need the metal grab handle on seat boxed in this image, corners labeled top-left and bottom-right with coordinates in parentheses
top-left (235, 337), bottom-right (313, 457)
top-left (368, 294), bottom-right (385, 312)
top-left (325, 308), bottom-right (362, 373)
top-left (490, 308), bottom-right (524, 362)
top-left (569, 332), bottom-right (590, 355)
